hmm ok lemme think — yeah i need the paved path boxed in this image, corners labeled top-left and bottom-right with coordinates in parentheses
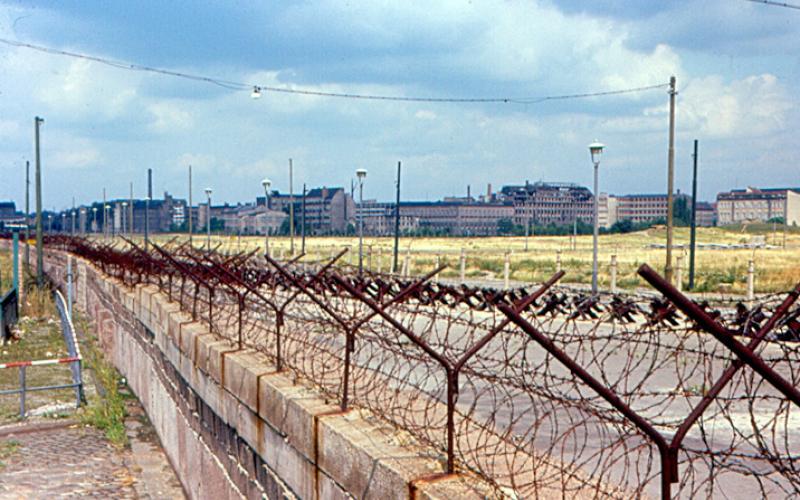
top-left (0, 399), bottom-right (184, 499)
top-left (0, 421), bottom-right (137, 499)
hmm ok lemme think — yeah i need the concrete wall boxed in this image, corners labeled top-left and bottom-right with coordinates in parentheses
top-left (33, 247), bottom-right (486, 500)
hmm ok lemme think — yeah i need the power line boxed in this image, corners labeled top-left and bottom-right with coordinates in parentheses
top-left (744, 0), bottom-right (800, 10)
top-left (0, 37), bottom-right (669, 104)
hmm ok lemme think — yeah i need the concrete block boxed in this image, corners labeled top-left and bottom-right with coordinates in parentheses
top-left (258, 372), bottom-right (336, 462)
top-left (318, 413), bottom-right (440, 500)
top-left (318, 471), bottom-right (349, 500)
top-left (206, 340), bottom-right (237, 387)
top-left (259, 421), bottom-right (316, 499)
top-left (223, 350), bottom-right (269, 412)
top-left (179, 322), bottom-right (206, 360)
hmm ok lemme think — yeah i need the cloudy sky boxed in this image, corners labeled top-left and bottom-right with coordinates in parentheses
top-left (0, 1), bottom-right (798, 210)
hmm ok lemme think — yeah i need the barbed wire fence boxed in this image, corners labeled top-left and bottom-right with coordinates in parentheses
top-left (34, 235), bottom-right (800, 499)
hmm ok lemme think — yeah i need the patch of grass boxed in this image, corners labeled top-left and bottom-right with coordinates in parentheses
top-left (0, 439), bottom-right (20, 470)
top-left (77, 316), bottom-right (128, 448)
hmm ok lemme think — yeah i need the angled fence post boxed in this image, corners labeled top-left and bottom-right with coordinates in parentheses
top-left (610, 254), bottom-right (617, 294)
top-left (459, 248), bottom-right (466, 282)
top-left (503, 252), bottom-right (510, 290)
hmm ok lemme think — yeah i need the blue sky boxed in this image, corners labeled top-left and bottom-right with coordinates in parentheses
top-left (0, 1), bottom-right (798, 210)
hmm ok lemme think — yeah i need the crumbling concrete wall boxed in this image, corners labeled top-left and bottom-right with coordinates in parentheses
top-left (29, 247), bottom-right (483, 500)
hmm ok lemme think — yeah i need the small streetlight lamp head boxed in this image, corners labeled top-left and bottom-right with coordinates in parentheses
top-left (121, 202), bottom-right (127, 207)
top-left (356, 168), bottom-right (367, 182)
top-left (261, 178), bottom-right (271, 192)
top-left (589, 141), bottom-right (604, 165)
top-left (251, 86), bottom-right (262, 99)
top-left (205, 187), bottom-right (212, 198)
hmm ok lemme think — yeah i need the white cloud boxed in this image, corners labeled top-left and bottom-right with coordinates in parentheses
top-left (176, 153), bottom-right (218, 173)
top-left (148, 101), bottom-right (193, 133)
top-left (645, 74), bottom-right (793, 138)
top-left (414, 110), bottom-right (437, 120)
top-left (52, 144), bottom-right (101, 168)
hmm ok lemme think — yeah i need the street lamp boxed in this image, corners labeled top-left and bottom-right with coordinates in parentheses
top-left (61, 213), bottom-right (66, 234)
top-left (204, 187), bottom-right (212, 251)
top-left (71, 210), bottom-right (76, 236)
top-left (356, 168), bottom-right (367, 275)
top-left (80, 208), bottom-right (86, 235)
top-left (104, 204), bottom-right (111, 239)
top-left (261, 178), bottom-right (271, 257)
top-left (121, 202), bottom-right (128, 237)
top-left (589, 140), bottom-right (604, 295)
top-left (47, 214), bottom-right (52, 234)
top-left (91, 207), bottom-right (97, 234)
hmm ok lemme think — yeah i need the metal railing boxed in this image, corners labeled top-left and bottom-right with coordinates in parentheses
top-left (0, 290), bottom-right (83, 418)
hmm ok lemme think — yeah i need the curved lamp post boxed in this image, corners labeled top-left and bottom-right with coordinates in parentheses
top-left (356, 168), bottom-right (367, 275)
top-left (589, 141), bottom-right (604, 295)
top-left (204, 188), bottom-right (213, 251)
top-left (261, 178), bottom-right (272, 256)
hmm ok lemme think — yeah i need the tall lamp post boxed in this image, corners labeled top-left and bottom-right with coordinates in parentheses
top-left (121, 202), bottom-right (128, 237)
top-left (205, 188), bottom-right (212, 251)
top-left (261, 178), bottom-right (271, 257)
top-left (92, 207), bottom-right (98, 234)
top-left (356, 168), bottom-right (367, 275)
top-left (589, 141), bottom-right (604, 295)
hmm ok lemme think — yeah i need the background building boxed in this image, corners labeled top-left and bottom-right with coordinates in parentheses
top-left (716, 187), bottom-right (800, 225)
top-left (501, 182), bottom-right (593, 227)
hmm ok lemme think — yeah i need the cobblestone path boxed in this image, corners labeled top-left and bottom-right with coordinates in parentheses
top-left (0, 421), bottom-right (137, 498)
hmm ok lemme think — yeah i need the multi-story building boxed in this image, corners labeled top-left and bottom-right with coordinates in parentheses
top-left (454, 202), bottom-right (515, 235)
top-left (0, 201), bottom-right (21, 228)
top-left (355, 201), bottom-right (419, 235)
top-left (258, 186), bottom-right (356, 235)
top-left (598, 193), bottom-right (617, 228)
top-left (501, 182), bottom-right (593, 226)
top-left (716, 187), bottom-right (800, 225)
top-left (695, 202), bottom-right (716, 227)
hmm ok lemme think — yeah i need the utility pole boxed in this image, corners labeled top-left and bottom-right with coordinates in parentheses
top-left (665, 75), bottom-right (677, 283)
top-left (34, 116), bottom-right (44, 289)
top-left (24, 160), bottom-right (30, 268)
top-left (393, 161), bottom-right (401, 273)
top-left (71, 197), bottom-right (76, 236)
top-left (129, 182), bottom-right (134, 238)
top-left (188, 165), bottom-right (193, 245)
top-left (102, 188), bottom-right (107, 240)
top-left (145, 168), bottom-right (152, 251)
top-left (289, 158), bottom-right (295, 255)
top-left (688, 139), bottom-right (699, 290)
top-left (301, 183), bottom-right (307, 254)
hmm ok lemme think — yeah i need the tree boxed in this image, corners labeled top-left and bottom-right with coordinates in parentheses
top-left (673, 197), bottom-right (691, 226)
top-left (496, 218), bottom-right (516, 235)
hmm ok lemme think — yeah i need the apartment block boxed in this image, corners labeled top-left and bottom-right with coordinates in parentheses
top-left (716, 187), bottom-right (800, 225)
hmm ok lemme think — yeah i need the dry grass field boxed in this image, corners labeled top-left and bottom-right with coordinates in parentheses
top-left (131, 225), bottom-right (799, 294)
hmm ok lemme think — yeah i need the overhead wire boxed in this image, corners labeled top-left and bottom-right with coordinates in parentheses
top-left (744, 0), bottom-right (800, 10)
top-left (0, 37), bottom-right (669, 103)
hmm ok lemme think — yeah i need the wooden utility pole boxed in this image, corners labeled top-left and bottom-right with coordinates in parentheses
top-left (301, 183), bottom-right (307, 254)
top-left (128, 182), bottom-right (134, 238)
top-left (665, 75), bottom-right (677, 283)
